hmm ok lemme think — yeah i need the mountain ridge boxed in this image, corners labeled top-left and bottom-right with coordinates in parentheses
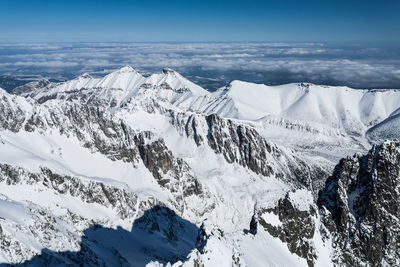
top-left (12, 66), bottom-right (400, 160)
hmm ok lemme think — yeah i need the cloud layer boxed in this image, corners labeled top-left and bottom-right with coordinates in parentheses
top-left (0, 42), bottom-right (399, 90)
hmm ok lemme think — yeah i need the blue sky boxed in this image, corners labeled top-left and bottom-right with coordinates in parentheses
top-left (1, 0), bottom-right (399, 42)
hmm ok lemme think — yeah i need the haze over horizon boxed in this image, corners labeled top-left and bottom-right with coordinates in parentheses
top-left (1, 42), bottom-right (400, 91)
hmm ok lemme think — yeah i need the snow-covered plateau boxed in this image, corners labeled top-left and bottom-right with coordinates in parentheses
top-left (1, 66), bottom-right (400, 266)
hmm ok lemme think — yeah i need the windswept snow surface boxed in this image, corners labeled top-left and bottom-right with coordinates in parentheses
top-left (366, 108), bottom-right (400, 142)
top-left (204, 81), bottom-right (400, 124)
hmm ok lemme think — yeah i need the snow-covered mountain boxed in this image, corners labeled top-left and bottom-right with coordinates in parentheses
top-left (16, 67), bottom-right (400, 159)
top-left (2, 66), bottom-right (400, 266)
top-left (17, 66), bottom-right (208, 108)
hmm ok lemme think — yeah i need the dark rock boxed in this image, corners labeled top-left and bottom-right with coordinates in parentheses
top-left (318, 141), bottom-right (400, 266)
top-left (255, 192), bottom-right (317, 266)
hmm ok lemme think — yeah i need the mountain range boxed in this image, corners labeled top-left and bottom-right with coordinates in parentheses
top-left (1, 66), bottom-right (400, 266)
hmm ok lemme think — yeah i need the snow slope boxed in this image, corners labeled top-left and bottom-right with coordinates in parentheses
top-left (366, 109), bottom-right (400, 142)
top-left (202, 81), bottom-right (400, 132)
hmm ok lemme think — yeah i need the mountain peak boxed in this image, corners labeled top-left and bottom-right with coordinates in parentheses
top-left (79, 73), bottom-right (92, 79)
top-left (117, 65), bottom-right (137, 73)
top-left (162, 68), bottom-right (177, 75)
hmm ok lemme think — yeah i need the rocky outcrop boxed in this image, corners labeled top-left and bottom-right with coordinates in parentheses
top-left (0, 163), bottom-right (150, 219)
top-left (206, 113), bottom-right (275, 177)
top-left (252, 190), bottom-right (318, 266)
top-left (24, 102), bottom-right (142, 164)
top-left (318, 141), bottom-right (400, 266)
top-left (133, 132), bottom-right (211, 218)
top-left (134, 133), bottom-right (202, 198)
top-left (205, 114), bottom-right (329, 193)
top-left (0, 92), bottom-right (32, 133)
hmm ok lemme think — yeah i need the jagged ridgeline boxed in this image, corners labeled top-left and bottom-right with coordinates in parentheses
top-left (1, 66), bottom-right (400, 266)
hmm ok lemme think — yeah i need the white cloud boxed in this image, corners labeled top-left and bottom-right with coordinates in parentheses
top-left (0, 42), bottom-right (399, 89)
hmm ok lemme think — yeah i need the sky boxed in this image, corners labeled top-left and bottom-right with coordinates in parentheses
top-left (0, 0), bottom-right (399, 43)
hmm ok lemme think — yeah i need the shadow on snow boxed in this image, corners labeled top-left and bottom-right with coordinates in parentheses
top-left (1, 205), bottom-right (199, 267)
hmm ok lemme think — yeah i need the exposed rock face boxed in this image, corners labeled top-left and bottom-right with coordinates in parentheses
top-left (252, 190), bottom-right (318, 266)
top-left (135, 134), bottom-right (202, 198)
top-left (0, 93), bottom-right (31, 133)
top-left (0, 163), bottom-right (150, 219)
top-left (245, 141), bottom-right (400, 267)
top-left (133, 132), bottom-right (210, 218)
top-left (204, 114), bottom-right (329, 193)
top-left (206, 114), bottom-right (275, 177)
top-left (181, 114), bottom-right (204, 146)
top-left (25, 103), bottom-right (142, 164)
top-left (318, 141), bottom-right (400, 266)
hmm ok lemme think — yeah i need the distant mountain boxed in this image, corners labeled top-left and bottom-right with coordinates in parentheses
top-left (1, 66), bottom-right (400, 266)
top-left (12, 78), bottom-right (52, 95)
top-left (14, 66), bottom-right (208, 107)
top-left (0, 75), bottom-right (36, 92)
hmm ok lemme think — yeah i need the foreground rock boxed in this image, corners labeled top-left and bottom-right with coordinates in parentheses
top-left (319, 141), bottom-right (400, 266)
